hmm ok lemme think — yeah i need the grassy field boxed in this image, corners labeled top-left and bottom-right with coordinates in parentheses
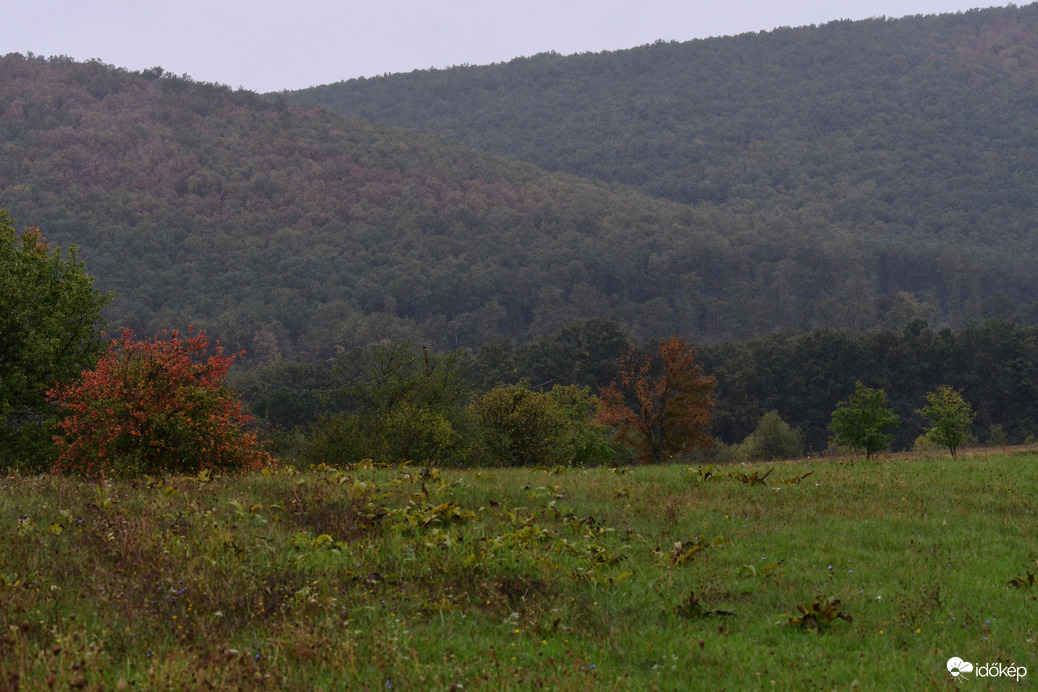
top-left (1, 452), bottom-right (1035, 690)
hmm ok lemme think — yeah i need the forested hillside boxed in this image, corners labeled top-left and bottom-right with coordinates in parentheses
top-left (286, 4), bottom-right (1038, 328)
top-left (288, 4), bottom-right (1038, 214)
top-left (0, 55), bottom-right (731, 356)
top-left (4, 5), bottom-right (1038, 362)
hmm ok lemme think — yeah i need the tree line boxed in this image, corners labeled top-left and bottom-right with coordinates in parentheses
top-left (232, 317), bottom-right (1038, 462)
top-left (4, 220), bottom-right (1037, 475)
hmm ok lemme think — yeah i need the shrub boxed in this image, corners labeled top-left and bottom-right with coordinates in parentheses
top-left (47, 328), bottom-right (272, 477)
top-left (911, 434), bottom-right (943, 453)
top-left (299, 342), bottom-right (471, 467)
top-left (297, 413), bottom-right (370, 468)
top-left (468, 382), bottom-right (571, 467)
top-left (740, 411), bottom-right (804, 461)
top-left (987, 423), bottom-right (1008, 447)
top-left (378, 401), bottom-right (464, 465)
top-left (546, 384), bottom-right (616, 467)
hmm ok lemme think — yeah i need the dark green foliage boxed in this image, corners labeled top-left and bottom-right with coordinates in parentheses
top-left (287, 5), bottom-right (1038, 340)
top-left (740, 411), bottom-right (803, 461)
top-left (8, 13), bottom-right (1038, 360)
top-left (288, 7), bottom-right (1038, 216)
top-left (543, 384), bottom-right (616, 467)
top-left (294, 343), bottom-right (614, 469)
top-left (699, 320), bottom-right (1038, 452)
top-left (828, 383), bottom-right (900, 460)
top-left (0, 210), bottom-right (111, 469)
top-left (299, 343), bottom-right (472, 467)
top-left (466, 383), bottom-right (572, 468)
top-left (237, 319), bottom-right (1038, 461)
top-left (462, 319), bottom-right (630, 393)
top-left (988, 423), bottom-right (1008, 447)
top-left (228, 360), bottom-right (337, 431)
top-left (297, 412), bottom-right (370, 468)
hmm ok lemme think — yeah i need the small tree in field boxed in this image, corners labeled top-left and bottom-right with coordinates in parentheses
top-left (742, 411), bottom-right (804, 461)
top-left (47, 328), bottom-right (272, 477)
top-left (919, 384), bottom-right (975, 458)
top-left (828, 382), bottom-right (900, 460)
top-left (597, 336), bottom-right (716, 464)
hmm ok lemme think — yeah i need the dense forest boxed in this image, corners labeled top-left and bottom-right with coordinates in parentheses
top-left (1, 54), bottom-right (723, 356)
top-left (5, 7), bottom-right (1038, 457)
top-left (4, 7), bottom-right (1038, 361)
top-left (288, 4), bottom-right (1038, 221)
top-left (286, 4), bottom-right (1038, 329)
top-left (231, 318), bottom-right (1038, 452)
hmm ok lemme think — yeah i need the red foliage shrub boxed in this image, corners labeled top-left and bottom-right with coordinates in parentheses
top-left (47, 328), bottom-right (272, 477)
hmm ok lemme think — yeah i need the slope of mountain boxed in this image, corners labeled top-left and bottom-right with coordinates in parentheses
top-left (3, 11), bottom-right (1038, 362)
top-left (286, 5), bottom-right (1038, 218)
top-left (284, 4), bottom-right (1038, 328)
top-left (0, 54), bottom-right (778, 357)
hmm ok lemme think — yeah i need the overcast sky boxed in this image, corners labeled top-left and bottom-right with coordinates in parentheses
top-left (6, 1), bottom-right (1011, 93)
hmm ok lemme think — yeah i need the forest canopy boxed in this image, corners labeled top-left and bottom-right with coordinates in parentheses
top-left (3, 5), bottom-right (1038, 361)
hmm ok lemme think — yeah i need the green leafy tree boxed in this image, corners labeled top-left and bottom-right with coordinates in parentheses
top-left (741, 411), bottom-right (804, 461)
top-left (302, 342), bottom-right (471, 466)
top-left (919, 385), bottom-right (976, 458)
top-left (828, 382), bottom-right (900, 460)
top-left (0, 210), bottom-right (112, 469)
top-left (545, 384), bottom-right (616, 467)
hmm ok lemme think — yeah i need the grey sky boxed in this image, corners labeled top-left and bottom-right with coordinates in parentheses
top-left (6, 1), bottom-right (1011, 93)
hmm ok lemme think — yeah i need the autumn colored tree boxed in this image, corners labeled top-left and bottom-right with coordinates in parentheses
top-left (47, 328), bottom-right (272, 477)
top-left (597, 337), bottom-right (716, 464)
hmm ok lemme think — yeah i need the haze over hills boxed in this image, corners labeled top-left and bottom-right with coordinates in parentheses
top-left (3, 4), bottom-right (1038, 362)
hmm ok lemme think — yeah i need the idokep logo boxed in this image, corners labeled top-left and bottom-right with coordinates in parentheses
top-left (947, 656), bottom-right (1028, 682)
top-left (947, 657), bottom-right (974, 679)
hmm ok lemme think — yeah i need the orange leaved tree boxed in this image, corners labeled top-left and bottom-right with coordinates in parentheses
top-left (47, 328), bottom-right (272, 477)
top-left (596, 336), bottom-right (716, 464)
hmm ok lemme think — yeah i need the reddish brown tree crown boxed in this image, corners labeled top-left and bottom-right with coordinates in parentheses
top-left (597, 336), bottom-right (716, 464)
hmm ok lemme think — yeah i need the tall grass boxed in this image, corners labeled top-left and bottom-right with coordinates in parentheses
top-left (2, 453), bottom-right (1035, 689)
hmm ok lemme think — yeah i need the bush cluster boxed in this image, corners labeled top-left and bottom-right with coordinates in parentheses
top-left (297, 349), bottom-right (618, 469)
top-left (47, 328), bottom-right (272, 477)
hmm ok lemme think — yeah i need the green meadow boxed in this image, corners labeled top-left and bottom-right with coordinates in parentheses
top-left (2, 452), bottom-right (1035, 690)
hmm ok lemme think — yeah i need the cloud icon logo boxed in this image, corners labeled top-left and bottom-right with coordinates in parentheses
top-left (947, 657), bottom-right (974, 677)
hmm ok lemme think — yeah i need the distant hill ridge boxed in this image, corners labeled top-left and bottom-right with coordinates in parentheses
top-left (285, 4), bottom-right (1038, 215)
